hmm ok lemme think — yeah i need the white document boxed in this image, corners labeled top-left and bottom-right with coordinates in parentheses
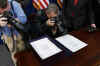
top-left (30, 37), bottom-right (62, 60)
top-left (56, 34), bottom-right (88, 53)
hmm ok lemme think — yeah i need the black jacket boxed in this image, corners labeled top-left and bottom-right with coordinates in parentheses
top-left (41, 15), bottom-right (67, 38)
top-left (63, 0), bottom-right (95, 30)
top-left (93, 0), bottom-right (100, 27)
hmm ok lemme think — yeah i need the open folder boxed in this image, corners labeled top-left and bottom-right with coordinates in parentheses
top-left (30, 37), bottom-right (62, 60)
top-left (30, 34), bottom-right (87, 60)
top-left (56, 34), bottom-right (88, 53)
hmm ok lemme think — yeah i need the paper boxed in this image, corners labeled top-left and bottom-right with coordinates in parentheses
top-left (56, 34), bottom-right (88, 53)
top-left (30, 37), bottom-right (62, 60)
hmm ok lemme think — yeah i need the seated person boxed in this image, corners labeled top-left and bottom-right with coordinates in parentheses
top-left (41, 3), bottom-right (67, 38)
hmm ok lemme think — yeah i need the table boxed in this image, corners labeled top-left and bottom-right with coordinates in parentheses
top-left (16, 28), bottom-right (100, 66)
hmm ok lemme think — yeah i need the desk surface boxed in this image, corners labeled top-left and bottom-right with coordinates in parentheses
top-left (16, 29), bottom-right (100, 66)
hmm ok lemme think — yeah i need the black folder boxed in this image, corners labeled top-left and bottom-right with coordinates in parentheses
top-left (30, 35), bottom-right (73, 62)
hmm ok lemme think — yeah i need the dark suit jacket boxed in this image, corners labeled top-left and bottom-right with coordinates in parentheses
top-left (63, 0), bottom-right (95, 30)
top-left (41, 15), bottom-right (67, 38)
top-left (93, 0), bottom-right (100, 27)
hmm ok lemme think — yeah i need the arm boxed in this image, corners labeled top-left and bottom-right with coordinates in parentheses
top-left (88, 0), bottom-right (96, 27)
top-left (12, 1), bottom-right (27, 24)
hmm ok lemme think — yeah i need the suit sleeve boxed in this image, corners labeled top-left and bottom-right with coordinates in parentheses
top-left (88, 0), bottom-right (95, 24)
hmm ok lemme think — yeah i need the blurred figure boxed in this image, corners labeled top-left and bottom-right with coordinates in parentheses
top-left (41, 3), bottom-right (67, 38)
top-left (21, 0), bottom-right (64, 39)
top-left (0, 0), bottom-right (26, 65)
top-left (63, 0), bottom-right (96, 31)
top-left (93, 0), bottom-right (100, 28)
top-left (8, 0), bottom-right (27, 24)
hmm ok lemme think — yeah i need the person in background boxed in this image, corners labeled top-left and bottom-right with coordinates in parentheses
top-left (93, 0), bottom-right (100, 28)
top-left (63, 0), bottom-right (96, 31)
top-left (41, 3), bottom-right (67, 38)
top-left (26, 0), bottom-right (64, 38)
top-left (8, 0), bottom-right (27, 24)
top-left (0, 0), bottom-right (27, 65)
top-left (17, 0), bottom-right (63, 39)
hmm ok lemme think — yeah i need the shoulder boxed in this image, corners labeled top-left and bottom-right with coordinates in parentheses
top-left (8, 0), bottom-right (20, 7)
top-left (11, 0), bottom-right (22, 9)
top-left (12, 1), bottom-right (20, 6)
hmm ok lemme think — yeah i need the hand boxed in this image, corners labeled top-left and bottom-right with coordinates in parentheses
top-left (0, 16), bottom-right (8, 27)
top-left (91, 24), bottom-right (96, 28)
top-left (9, 18), bottom-right (20, 24)
top-left (46, 19), bottom-right (55, 26)
top-left (15, 18), bottom-right (20, 23)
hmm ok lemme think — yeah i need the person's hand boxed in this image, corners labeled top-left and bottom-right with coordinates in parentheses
top-left (88, 24), bottom-right (96, 32)
top-left (15, 18), bottom-right (20, 23)
top-left (46, 19), bottom-right (55, 26)
top-left (0, 16), bottom-right (8, 27)
top-left (91, 24), bottom-right (96, 28)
